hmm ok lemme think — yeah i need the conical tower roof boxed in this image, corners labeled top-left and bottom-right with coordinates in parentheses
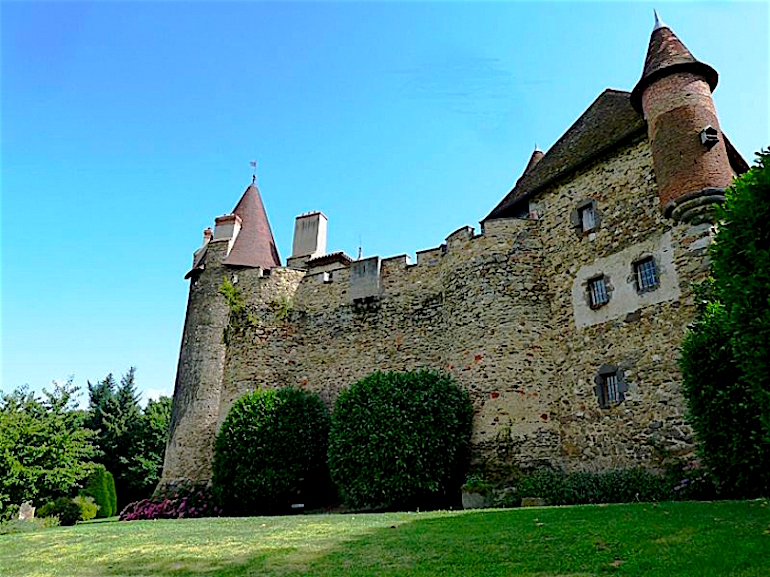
top-left (522, 147), bottom-right (544, 176)
top-left (223, 181), bottom-right (281, 268)
top-left (630, 14), bottom-right (718, 112)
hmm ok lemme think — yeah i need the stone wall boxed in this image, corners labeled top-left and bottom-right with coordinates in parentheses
top-left (167, 134), bottom-right (712, 485)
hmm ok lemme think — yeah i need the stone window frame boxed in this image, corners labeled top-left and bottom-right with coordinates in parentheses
top-left (570, 199), bottom-right (602, 234)
top-left (632, 254), bottom-right (659, 294)
top-left (594, 363), bottom-right (628, 408)
top-left (586, 274), bottom-right (612, 309)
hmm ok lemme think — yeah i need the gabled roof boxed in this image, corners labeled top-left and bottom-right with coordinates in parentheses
top-left (224, 183), bottom-right (281, 268)
top-left (484, 89), bottom-right (645, 221)
top-left (630, 22), bottom-right (717, 112)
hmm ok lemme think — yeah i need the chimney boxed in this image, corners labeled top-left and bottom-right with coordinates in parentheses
top-left (212, 213), bottom-right (242, 257)
top-left (287, 212), bottom-right (328, 269)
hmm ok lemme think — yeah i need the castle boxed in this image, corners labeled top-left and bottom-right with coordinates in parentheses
top-left (160, 16), bottom-right (749, 488)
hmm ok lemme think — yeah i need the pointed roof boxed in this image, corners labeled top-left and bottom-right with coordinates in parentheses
top-left (484, 89), bottom-right (645, 221)
top-left (522, 147), bottom-right (545, 176)
top-left (630, 14), bottom-right (718, 112)
top-left (223, 182), bottom-right (281, 268)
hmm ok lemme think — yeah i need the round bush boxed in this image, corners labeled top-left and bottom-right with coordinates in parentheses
top-left (328, 370), bottom-right (473, 510)
top-left (38, 497), bottom-right (81, 526)
top-left (212, 387), bottom-right (331, 515)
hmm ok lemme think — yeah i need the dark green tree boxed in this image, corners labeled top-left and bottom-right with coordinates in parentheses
top-left (0, 381), bottom-right (99, 515)
top-left (680, 149), bottom-right (770, 497)
top-left (85, 368), bottom-right (170, 507)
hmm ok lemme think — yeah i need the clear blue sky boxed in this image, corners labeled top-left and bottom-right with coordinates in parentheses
top-left (2, 2), bottom-right (767, 405)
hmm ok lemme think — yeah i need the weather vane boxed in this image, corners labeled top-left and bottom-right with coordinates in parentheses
top-left (250, 160), bottom-right (257, 184)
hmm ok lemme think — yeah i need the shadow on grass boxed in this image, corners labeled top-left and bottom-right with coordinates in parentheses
top-left (99, 500), bottom-right (770, 577)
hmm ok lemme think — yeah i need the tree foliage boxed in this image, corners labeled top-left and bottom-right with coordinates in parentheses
top-left (0, 381), bottom-right (98, 515)
top-left (85, 369), bottom-right (171, 507)
top-left (328, 370), bottom-right (473, 510)
top-left (212, 387), bottom-right (332, 515)
top-left (680, 150), bottom-right (770, 497)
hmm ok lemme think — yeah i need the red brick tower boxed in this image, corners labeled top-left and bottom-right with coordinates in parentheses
top-left (631, 13), bottom-right (734, 223)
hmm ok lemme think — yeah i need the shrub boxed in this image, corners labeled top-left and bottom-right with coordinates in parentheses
top-left (509, 465), bottom-right (716, 506)
top-left (328, 370), bottom-right (473, 510)
top-left (38, 497), bottom-right (82, 526)
top-left (73, 495), bottom-right (98, 522)
top-left (82, 466), bottom-right (117, 518)
top-left (212, 387), bottom-right (332, 515)
top-left (680, 150), bottom-right (770, 498)
top-left (119, 484), bottom-right (221, 521)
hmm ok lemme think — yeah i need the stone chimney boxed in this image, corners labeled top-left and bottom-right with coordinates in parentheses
top-left (287, 212), bottom-right (328, 269)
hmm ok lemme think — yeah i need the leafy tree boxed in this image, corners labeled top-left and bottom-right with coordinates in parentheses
top-left (124, 396), bottom-right (172, 500)
top-left (0, 381), bottom-right (99, 514)
top-left (680, 149), bottom-right (770, 497)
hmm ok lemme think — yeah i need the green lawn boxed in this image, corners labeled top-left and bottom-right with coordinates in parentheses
top-left (1, 500), bottom-right (768, 576)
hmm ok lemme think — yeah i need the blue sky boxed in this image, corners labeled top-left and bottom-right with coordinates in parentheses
top-left (2, 1), bottom-right (767, 405)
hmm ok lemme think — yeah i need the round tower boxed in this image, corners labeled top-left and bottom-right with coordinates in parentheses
top-left (631, 13), bottom-right (734, 223)
top-left (160, 181), bottom-right (281, 489)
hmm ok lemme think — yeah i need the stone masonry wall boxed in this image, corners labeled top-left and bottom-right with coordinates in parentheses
top-left (184, 134), bottom-right (711, 483)
top-left (531, 135), bottom-right (710, 471)
top-left (221, 218), bottom-right (560, 473)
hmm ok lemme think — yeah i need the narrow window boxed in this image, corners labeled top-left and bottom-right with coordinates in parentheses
top-left (588, 276), bottom-right (609, 308)
top-left (579, 204), bottom-right (596, 232)
top-left (634, 257), bottom-right (658, 293)
top-left (604, 372), bottom-right (619, 403)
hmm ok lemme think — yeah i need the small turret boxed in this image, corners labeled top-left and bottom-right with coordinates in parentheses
top-left (631, 13), bottom-right (733, 223)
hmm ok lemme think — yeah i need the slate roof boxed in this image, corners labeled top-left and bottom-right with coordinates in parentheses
top-left (630, 23), bottom-right (718, 112)
top-left (484, 89), bottom-right (646, 221)
top-left (224, 183), bottom-right (281, 268)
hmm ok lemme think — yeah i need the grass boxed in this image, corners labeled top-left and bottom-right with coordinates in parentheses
top-left (1, 500), bottom-right (769, 576)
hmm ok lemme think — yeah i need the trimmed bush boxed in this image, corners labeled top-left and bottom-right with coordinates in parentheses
top-left (328, 370), bottom-right (473, 510)
top-left (212, 387), bottom-right (332, 515)
top-left (38, 497), bottom-right (82, 526)
top-left (508, 465), bottom-right (716, 507)
top-left (119, 484), bottom-right (221, 521)
top-left (82, 466), bottom-right (117, 518)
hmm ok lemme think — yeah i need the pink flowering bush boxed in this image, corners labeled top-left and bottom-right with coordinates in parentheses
top-left (119, 484), bottom-right (222, 521)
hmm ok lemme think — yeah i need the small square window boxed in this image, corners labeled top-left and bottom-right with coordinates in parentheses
top-left (634, 257), bottom-right (658, 293)
top-left (579, 204), bottom-right (597, 232)
top-left (588, 276), bottom-right (609, 308)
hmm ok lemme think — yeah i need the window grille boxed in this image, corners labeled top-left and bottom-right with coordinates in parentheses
top-left (635, 257), bottom-right (658, 292)
top-left (589, 276), bottom-right (609, 308)
top-left (605, 373), bottom-right (619, 403)
top-left (580, 204), bottom-right (596, 232)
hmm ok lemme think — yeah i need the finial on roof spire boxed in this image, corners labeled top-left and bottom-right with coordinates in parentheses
top-left (250, 160), bottom-right (257, 185)
top-left (534, 143), bottom-right (541, 152)
top-left (653, 9), bottom-right (666, 31)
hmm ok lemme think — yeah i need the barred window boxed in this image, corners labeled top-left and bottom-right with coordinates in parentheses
top-left (635, 257), bottom-right (658, 293)
top-left (604, 373), bottom-right (619, 403)
top-left (579, 204), bottom-right (596, 232)
top-left (588, 276), bottom-right (609, 308)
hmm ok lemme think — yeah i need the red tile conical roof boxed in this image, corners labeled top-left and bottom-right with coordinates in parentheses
top-left (630, 21), bottom-right (718, 112)
top-left (223, 182), bottom-right (281, 269)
